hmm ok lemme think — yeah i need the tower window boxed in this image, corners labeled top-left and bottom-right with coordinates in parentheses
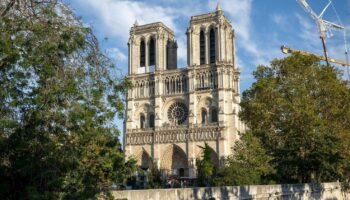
top-left (140, 40), bottom-right (145, 67)
top-left (211, 108), bottom-right (218, 123)
top-left (140, 114), bottom-right (145, 129)
top-left (209, 28), bottom-right (216, 64)
top-left (201, 109), bottom-right (207, 124)
top-left (166, 40), bottom-right (170, 69)
top-left (200, 30), bottom-right (205, 65)
top-left (149, 114), bottom-right (155, 128)
top-left (149, 38), bottom-right (155, 66)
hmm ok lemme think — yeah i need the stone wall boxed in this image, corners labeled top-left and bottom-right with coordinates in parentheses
top-left (112, 182), bottom-right (349, 200)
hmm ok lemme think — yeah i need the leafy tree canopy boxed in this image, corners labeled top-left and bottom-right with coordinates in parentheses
top-left (239, 53), bottom-right (350, 183)
top-left (0, 0), bottom-right (135, 199)
top-left (196, 143), bottom-right (216, 187)
top-left (214, 131), bottom-right (274, 186)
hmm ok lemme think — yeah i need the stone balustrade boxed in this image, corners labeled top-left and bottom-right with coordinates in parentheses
top-left (125, 125), bottom-right (223, 145)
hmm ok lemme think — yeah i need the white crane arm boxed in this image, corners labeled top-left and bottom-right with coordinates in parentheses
top-left (318, 0), bottom-right (332, 18)
top-left (297, 0), bottom-right (318, 20)
top-left (323, 20), bottom-right (345, 30)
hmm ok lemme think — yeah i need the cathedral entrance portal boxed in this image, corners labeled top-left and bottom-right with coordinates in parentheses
top-left (160, 144), bottom-right (189, 177)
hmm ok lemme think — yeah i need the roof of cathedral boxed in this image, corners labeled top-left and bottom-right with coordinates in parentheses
top-left (189, 7), bottom-right (231, 28)
top-left (130, 21), bottom-right (174, 36)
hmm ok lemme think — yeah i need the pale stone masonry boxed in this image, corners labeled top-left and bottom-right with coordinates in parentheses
top-left (124, 5), bottom-right (245, 178)
top-left (112, 182), bottom-right (349, 200)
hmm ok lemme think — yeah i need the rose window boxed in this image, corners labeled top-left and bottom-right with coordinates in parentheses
top-left (167, 102), bottom-right (188, 125)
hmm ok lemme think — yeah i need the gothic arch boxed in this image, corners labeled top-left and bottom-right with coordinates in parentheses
top-left (199, 29), bottom-right (206, 65)
top-left (140, 38), bottom-right (146, 67)
top-left (209, 27), bottom-right (216, 64)
top-left (135, 148), bottom-right (153, 170)
top-left (196, 144), bottom-right (219, 167)
top-left (196, 97), bottom-right (218, 124)
top-left (201, 108), bottom-right (207, 124)
top-left (140, 113), bottom-right (146, 129)
top-left (160, 144), bottom-right (188, 175)
top-left (161, 98), bottom-right (188, 125)
top-left (149, 36), bottom-right (156, 66)
top-left (161, 98), bottom-right (186, 116)
top-left (134, 103), bottom-right (155, 128)
top-left (210, 107), bottom-right (218, 123)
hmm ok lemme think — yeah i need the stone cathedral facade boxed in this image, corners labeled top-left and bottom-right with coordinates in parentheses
top-left (124, 5), bottom-right (245, 178)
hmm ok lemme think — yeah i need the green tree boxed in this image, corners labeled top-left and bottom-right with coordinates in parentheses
top-left (239, 53), bottom-right (350, 183)
top-left (0, 0), bottom-right (136, 199)
top-left (196, 143), bottom-right (215, 186)
top-left (146, 167), bottom-right (163, 189)
top-left (214, 131), bottom-right (274, 186)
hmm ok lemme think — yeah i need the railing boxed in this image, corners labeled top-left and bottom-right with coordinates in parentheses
top-left (125, 125), bottom-right (222, 145)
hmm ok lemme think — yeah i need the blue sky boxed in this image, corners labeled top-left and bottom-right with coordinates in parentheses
top-left (64, 0), bottom-right (350, 133)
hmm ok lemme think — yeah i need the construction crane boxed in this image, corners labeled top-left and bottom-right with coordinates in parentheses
top-left (297, 0), bottom-right (345, 66)
top-left (281, 45), bottom-right (350, 67)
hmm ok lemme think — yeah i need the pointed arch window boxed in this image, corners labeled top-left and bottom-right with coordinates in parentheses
top-left (149, 38), bottom-right (155, 66)
top-left (149, 114), bottom-right (155, 128)
top-left (166, 40), bottom-right (171, 69)
top-left (211, 108), bottom-right (218, 123)
top-left (209, 28), bottom-right (216, 64)
top-left (200, 30), bottom-right (205, 65)
top-left (201, 109), bottom-right (207, 124)
top-left (140, 40), bottom-right (145, 67)
top-left (140, 114), bottom-right (145, 129)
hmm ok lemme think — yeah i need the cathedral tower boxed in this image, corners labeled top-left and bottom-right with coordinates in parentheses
top-left (128, 21), bottom-right (177, 74)
top-left (124, 6), bottom-right (244, 178)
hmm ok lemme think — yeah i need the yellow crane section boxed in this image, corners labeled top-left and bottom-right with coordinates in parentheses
top-left (281, 45), bottom-right (350, 67)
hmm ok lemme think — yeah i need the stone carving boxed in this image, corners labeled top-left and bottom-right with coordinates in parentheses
top-left (126, 126), bottom-right (221, 145)
top-left (127, 116), bottom-right (132, 122)
top-left (197, 95), bottom-right (201, 103)
top-left (189, 109), bottom-right (194, 117)
top-left (205, 98), bottom-right (211, 106)
top-left (219, 106), bottom-right (224, 114)
top-left (167, 102), bottom-right (188, 125)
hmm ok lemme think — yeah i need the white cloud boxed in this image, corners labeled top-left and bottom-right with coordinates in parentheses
top-left (73, 0), bottom-right (194, 65)
top-left (295, 13), bottom-right (320, 48)
top-left (76, 0), bottom-right (179, 42)
top-left (272, 14), bottom-right (286, 27)
top-left (107, 48), bottom-right (127, 61)
top-left (208, 0), bottom-right (267, 67)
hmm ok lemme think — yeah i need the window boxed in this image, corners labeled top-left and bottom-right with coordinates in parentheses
top-left (149, 38), bottom-right (155, 66)
top-left (211, 108), bottom-right (218, 123)
top-left (140, 40), bottom-right (145, 67)
top-left (167, 102), bottom-right (188, 125)
top-left (166, 40), bottom-right (171, 69)
top-left (149, 114), bottom-right (155, 128)
top-left (179, 168), bottom-right (185, 177)
top-left (140, 114), bottom-right (145, 129)
top-left (200, 30), bottom-right (205, 65)
top-left (201, 109), bottom-right (207, 124)
top-left (209, 28), bottom-right (216, 64)
top-left (140, 82), bottom-right (144, 97)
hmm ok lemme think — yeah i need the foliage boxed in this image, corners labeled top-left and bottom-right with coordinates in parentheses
top-left (239, 53), bottom-right (350, 183)
top-left (214, 131), bottom-right (274, 186)
top-left (146, 167), bottom-right (163, 189)
top-left (0, 0), bottom-right (135, 199)
top-left (196, 143), bottom-right (215, 187)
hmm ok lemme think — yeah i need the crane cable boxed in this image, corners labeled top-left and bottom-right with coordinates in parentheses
top-left (330, 0), bottom-right (350, 80)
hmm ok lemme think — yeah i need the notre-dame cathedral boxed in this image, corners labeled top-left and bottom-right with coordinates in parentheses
top-left (123, 5), bottom-right (245, 178)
